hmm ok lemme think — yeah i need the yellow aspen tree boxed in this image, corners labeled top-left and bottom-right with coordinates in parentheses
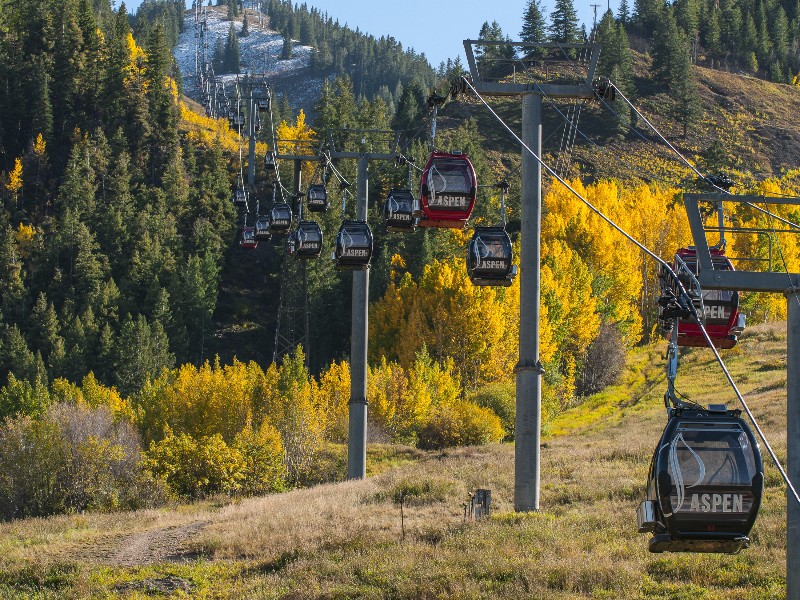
top-left (315, 359), bottom-right (351, 442)
top-left (275, 110), bottom-right (317, 182)
top-left (6, 158), bottom-right (22, 205)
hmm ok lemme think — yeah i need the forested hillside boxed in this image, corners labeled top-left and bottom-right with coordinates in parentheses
top-left (0, 0), bottom-right (797, 523)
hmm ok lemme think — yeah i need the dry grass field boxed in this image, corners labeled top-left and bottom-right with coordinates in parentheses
top-left (0, 322), bottom-right (789, 598)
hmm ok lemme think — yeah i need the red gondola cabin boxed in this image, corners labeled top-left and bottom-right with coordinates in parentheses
top-left (417, 151), bottom-right (476, 229)
top-left (663, 248), bottom-right (745, 349)
top-left (239, 227), bottom-right (257, 249)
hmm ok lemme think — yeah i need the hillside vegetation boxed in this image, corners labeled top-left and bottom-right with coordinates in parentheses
top-left (0, 322), bottom-right (789, 598)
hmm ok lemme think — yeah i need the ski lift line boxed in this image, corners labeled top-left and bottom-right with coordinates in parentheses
top-left (320, 152), bottom-right (352, 188)
top-left (596, 81), bottom-right (800, 231)
top-left (741, 201), bottom-right (800, 232)
top-left (535, 87), bottom-right (681, 188)
top-left (610, 84), bottom-right (732, 194)
top-left (265, 90), bottom-right (293, 203)
top-left (462, 76), bottom-right (668, 267)
top-left (463, 76), bottom-right (800, 505)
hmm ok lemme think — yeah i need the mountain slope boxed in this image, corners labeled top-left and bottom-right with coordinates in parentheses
top-left (0, 322), bottom-right (789, 597)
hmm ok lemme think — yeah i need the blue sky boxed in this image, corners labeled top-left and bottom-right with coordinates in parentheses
top-left (124, 0), bottom-right (614, 68)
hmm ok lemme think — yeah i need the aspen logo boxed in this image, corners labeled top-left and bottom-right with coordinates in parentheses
top-left (704, 305), bottom-right (729, 320)
top-left (392, 213), bottom-right (412, 221)
top-left (687, 493), bottom-right (744, 513)
top-left (479, 260), bottom-right (508, 270)
top-left (343, 249), bottom-right (369, 257)
top-left (430, 195), bottom-right (468, 208)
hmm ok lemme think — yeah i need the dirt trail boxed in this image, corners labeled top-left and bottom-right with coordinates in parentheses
top-left (82, 519), bottom-right (211, 567)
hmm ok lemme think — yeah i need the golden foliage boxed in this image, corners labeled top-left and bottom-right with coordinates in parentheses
top-left (314, 359), bottom-right (350, 442)
top-left (370, 258), bottom-right (518, 389)
top-left (50, 374), bottom-right (133, 422)
top-left (275, 110), bottom-right (318, 182)
top-left (125, 32), bottom-right (147, 88)
top-left (6, 158), bottom-right (22, 195)
top-left (135, 358), bottom-right (261, 444)
top-left (13, 223), bottom-right (36, 259)
top-left (33, 134), bottom-right (46, 158)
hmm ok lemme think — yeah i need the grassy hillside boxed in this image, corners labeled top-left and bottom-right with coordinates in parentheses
top-left (0, 322), bottom-right (789, 598)
top-left (460, 53), bottom-right (800, 188)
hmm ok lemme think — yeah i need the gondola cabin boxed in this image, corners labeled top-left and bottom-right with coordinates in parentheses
top-left (417, 151), bottom-right (477, 229)
top-left (269, 203), bottom-right (292, 233)
top-left (255, 97), bottom-right (270, 111)
top-left (233, 187), bottom-right (247, 205)
top-left (254, 217), bottom-right (271, 240)
top-left (265, 152), bottom-right (277, 172)
top-left (239, 227), bottom-right (258, 249)
top-left (306, 184), bottom-right (329, 212)
top-left (334, 221), bottom-right (373, 270)
top-left (662, 248), bottom-right (744, 349)
top-left (383, 189), bottom-right (417, 231)
top-left (638, 405), bottom-right (763, 554)
top-left (467, 227), bottom-right (517, 286)
top-left (288, 221), bottom-right (323, 259)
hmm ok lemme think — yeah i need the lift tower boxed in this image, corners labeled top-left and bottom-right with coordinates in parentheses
top-left (464, 40), bottom-right (600, 512)
top-left (683, 193), bottom-right (800, 598)
top-left (275, 130), bottom-right (401, 480)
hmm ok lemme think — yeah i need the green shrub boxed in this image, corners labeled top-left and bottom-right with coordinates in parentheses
top-left (145, 430), bottom-right (245, 498)
top-left (233, 420), bottom-right (286, 495)
top-left (0, 403), bottom-right (160, 520)
top-left (415, 400), bottom-right (504, 450)
top-left (469, 383), bottom-right (515, 441)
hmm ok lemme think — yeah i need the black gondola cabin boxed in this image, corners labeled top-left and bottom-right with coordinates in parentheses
top-left (383, 189), bottom-right (417, 230)
top-left (417, 151), bottom-right (477, 229)
top-left (288, 221), bottom-right (323, 259)
top-left (269, 203), bottom-right (292, 233)
top-left (233, 187), bottom-right (247, 205)
top-left (638, 405), bottom-right (763, 554)
top-left (334, 221), bottom-right (373, 270)
top-left (307, 184), bottom-right (329, 212)
top-left (254, 217), bottom-right (271, 240)
top-left (265, 152), bottom-right (277, 172)
top-left (467, 227), bottom-right (516, 286)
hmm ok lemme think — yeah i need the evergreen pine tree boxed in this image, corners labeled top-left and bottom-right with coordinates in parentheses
top-left (30, 293), bottom-right (61, 360)
top-left (633, 0), bottom-right (665, 37)
top-left (618, 0), bottom-right (630, 25)
top-left (213, 37), bottom-right (225, 72)
top-left (0, 229), bottom-right (27, 323)
top-left (114, 314), bottom-right (174, 397)
top-left (31, 57), bottom-right (54, 147)
top-left (281, 34), bottom-right (293, 59)
top-left (651, 11), bottom-right (684, 84)
top-left (240, 10), bottom-right (249, 36)
top-left (145, 21), bottom-right (181, 184)
top-left (549, 0), bottom-right (580, 44)
top-left (225, 23), bottom-right (241, 72)
top-left (521, 0), bottom-right (548, 51)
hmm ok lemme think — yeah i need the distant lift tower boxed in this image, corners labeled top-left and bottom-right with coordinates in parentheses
top-left (684, 193), bottom-right (800, 599)
top-left (463, 39), bottom-right (600, 512)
